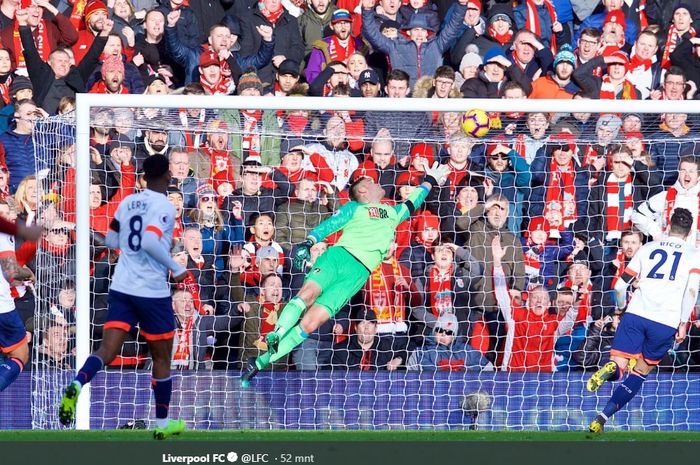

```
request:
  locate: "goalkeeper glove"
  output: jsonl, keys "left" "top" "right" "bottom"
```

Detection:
{"left": 423, "top": 162, "right": 451, "bottom": 187}
{"left": 292, "top": 239, "right": 314, "bottom": 271}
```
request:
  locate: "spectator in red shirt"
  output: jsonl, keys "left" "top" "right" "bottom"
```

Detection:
{"left": 492, "top": 235, "right": 577, "bottom": 372}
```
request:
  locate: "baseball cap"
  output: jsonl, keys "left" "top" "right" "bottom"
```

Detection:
{"left": 256, "top": 245, "right": 279, "bottom": 263}
{"left": 278, "top": 60, "right": 300, "bottom": 77}
{"left": 331, "top": 9, "right": 352, "bottom": 24}
{"left": 358, "top": 68, "right": 380, "bottom": 85}
{"left": 199, "top": 50, "right": 219, "bottom": 68}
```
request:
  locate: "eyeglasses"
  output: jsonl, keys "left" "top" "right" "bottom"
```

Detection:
{"left": 490, "top": 153, "right": 509, "bottom": 160}
{"left": 435, "top": 328, "right": 454, "bottom": 336}
{"left": 200, "top": 196, "right": 216, "bottom": 203}
{"left": 578, "top": 38, "right": 599, "bottom": 46}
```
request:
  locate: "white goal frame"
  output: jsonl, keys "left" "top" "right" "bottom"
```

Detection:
{"left": 73, "top": 94, "right": 699, "bottom": 429}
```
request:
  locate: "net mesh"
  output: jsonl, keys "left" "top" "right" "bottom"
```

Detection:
{"left": 27, "top": 102, "right": 700, "bottom": 431}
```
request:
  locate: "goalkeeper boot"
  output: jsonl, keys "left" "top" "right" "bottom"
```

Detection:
{"left": 588, "top": 415, "right": 606, "bottom": 434}
{"left": 587, "top": 361, "right": 618, "bottom": 392}
{"left": 153, "top": 419, "right": 186, "bottom": 440}
{"left": 240, "top": 357, "right": 259, "bottom": 389}
{"left": 265, "top": 331, "right": 280, "bottom": 355}
{"left": 58, "top": 381, "right": 81, "bottom": 426}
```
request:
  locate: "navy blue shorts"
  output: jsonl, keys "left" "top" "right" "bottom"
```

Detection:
{"left": 611, "top": 313, "right": 677, "bottom": 365}
{"left": 0, "top": 310, "right": 27, "bottom": 353}
{"left": 105, "top": 290, "right": 175, "bottom": 341}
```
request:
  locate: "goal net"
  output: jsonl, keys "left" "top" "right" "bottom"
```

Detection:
{"left": 28, "top": 95, "right": 700, "bottom": 431}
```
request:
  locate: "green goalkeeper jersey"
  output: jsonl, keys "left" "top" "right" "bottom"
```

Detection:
{"left": 307, "top": 185, "right": 430, "bottom": 271}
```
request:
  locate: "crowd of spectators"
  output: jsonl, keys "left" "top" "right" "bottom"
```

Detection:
{"left": 3, "top": 0, "right": 700, "bottom": 374}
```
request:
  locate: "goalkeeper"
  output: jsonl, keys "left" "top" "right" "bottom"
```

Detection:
{"left": 241, "top": 162, "right": 450, "bottom": 386}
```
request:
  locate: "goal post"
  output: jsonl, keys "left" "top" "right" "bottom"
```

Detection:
{"left": 36, "top": 93, "right": 700, "bottom": 430}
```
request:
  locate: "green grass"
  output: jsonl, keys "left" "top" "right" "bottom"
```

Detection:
{"left": 2, "top": 430, "right": 700, "bottom": 442}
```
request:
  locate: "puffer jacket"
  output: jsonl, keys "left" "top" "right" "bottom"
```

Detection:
{"left": 361, "top": 4, "right": 467, "bottom": 86}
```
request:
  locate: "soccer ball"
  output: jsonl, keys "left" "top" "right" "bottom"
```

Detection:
{"left": 461, "top": 109, "right": 491, "bottom": 138}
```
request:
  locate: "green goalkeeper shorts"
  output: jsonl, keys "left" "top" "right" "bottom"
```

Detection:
{"left": 305, "top": 246, "right": 370, "bottom": 317}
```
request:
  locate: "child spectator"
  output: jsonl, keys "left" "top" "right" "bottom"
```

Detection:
{"left": 406, "top": 313, "right": 492, "bottom": 372}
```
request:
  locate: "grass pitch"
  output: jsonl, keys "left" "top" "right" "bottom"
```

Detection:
{"left": 1, "top": 430, "right": 699, "bottom": 442}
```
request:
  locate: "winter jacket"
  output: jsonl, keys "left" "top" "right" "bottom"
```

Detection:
{"left": 397, "top": 4, "right": 440, "bottom": 31}
{"left": 182, "top": 213, "right": 244, "bottom": 273}
{"left": 529, "top": 73, "right": 578, "bottom": 99}
{"left": 507, "top": 47, "right": 554, "bottom": 81}
{"left": 219, "top": 108, "right": 281, "bottom": 166}
{"left": 2, "top": 130, "right": 40, "bottom": 192}
{"left": 406, "top": 335, "right": 490, "bottom": 371}
{"left": 528, "top": 146, "right": 591, "bottom": 218}
{"left": 460, "top": 65, "right": 532, "bottom": 98}
{"left": 221, "top": 170, "right": 294, "bottom": 225}
{"left": 188, "top": 0, "right": 227, "bottom": 41}
{"left": 164, "top": 26, "right": 274, "bottom": 85}
{"left": 275, "top": 198, "right": 333, "bottom": 252}
{"left": 465, "top": 217, "right": 526, "bottom": 313}
{"left": 306, "top": 36, "right": 368, "bottom": 83}
{"left": 581, "top": 163, "right": 663, "bottom": 242}
{"left": 573, "top": 56, "right": 642, "bottom": 100}
{"left": 329, "top": 335, "right": 394, "bottom": 370}
{"left": 238, "top": 9, "right": 304, "bottom": 84}
{"left": 298, "top": 4, "right": 337, "bottom": 61}
{"left": 520, "top": 231, "right": 575, "bottom": 289}
{"left": 413, "top": 247, "right": 483, "bottom": 336}
{"left": 648, "top": 130, "right": 699, "bottom": 187}
{"left": 361, "top": 4, "right": 467, "bottom": 86}
{"left": 157, "top": 1, "right": 203, "bottom": 48}
{"left": 20, "top": 26, "right": 106, "bottom": 114}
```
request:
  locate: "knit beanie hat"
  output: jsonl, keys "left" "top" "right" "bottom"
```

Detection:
{"left": 237, "top": 71, "right": 263, "bottom": 95}
{"left": 101, "top": 55, "right": 124, "bottom": 76}
{"left": 460, "top": 44, "right": 482, "bottom": 70}
{"left": 85, "top": 0, "right": 108, "bottom": 23}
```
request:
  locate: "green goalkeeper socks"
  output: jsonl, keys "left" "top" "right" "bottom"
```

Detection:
{"left": 255, "top": 325, "right": 309, "bottom": 370}
{"left": 274, "top": 296, "right": 307, "bottom": 338}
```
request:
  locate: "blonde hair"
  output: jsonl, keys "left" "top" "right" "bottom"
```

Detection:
{"left": 15, "top": 175, "right": 38, "bottom": 213}
{"left": 188, "top": 202, "right": 225, "bottom": 233}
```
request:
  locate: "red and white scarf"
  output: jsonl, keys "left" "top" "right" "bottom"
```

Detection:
{"left": 259, "top": 1, "right": 284, "bottom": 25}
{"left": 0, "top": 75, "right": 12, "bottom": 105}
{"left": 428, "top": 265, "right": 453, "bottom": 318}
{"left": 562, "top": 278, "right": 592, "bottom": 324}
{"left": 524, "top": 0, "right": 557, "bottom": 55}
{"left": 368, "top": 259, "right": 406, "bottom": 325}
{"left": 662, "top": 24, "right": 696, "bottom": 69}
{"left": 523, "top": 240, "right": 544, "bottom": 279}
{"left": 599, "top": 75, "right": 638, "bottom": 100}
{"left": 663, "top": 186, "right": 700, "bottom": 236}
{"left": 13, "top": 19, "right": 49, "bottom": 72}
{"left": 581, "top": 144, "right": 600, "bottom": 168}
{"left": 177, "top": 271, "right": 203, "bottom": 313}
{"left": 544, "top": 159, "right": 577, "bottom": 227}
{"left": 629, "top": 54, "right": 652, "bottom": 73}
{"left": 200, "top": 75, "right": 231, "bottom": 95}
{"left": 605, "top": 173, "right": 633, "bottom": 241}
{"left": 173, "top": 316, "right": 194, "bottom": 363}
{"left": 609, "top": 249, "right": 629, "bottom": 295}
{"left": 240, "top": 109, "right": 262, "bottom": 162}
{"left": 487, "top": 25, "right": 513, "bottom": 46}
{"left": 638, "top": 0, "right": 649, "bottom": 30}
{"left": 178, "top": 109, "right": 206, "bottom": 149}
{"left": 328, "top": 35, "right": 356, "bottom": 64}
